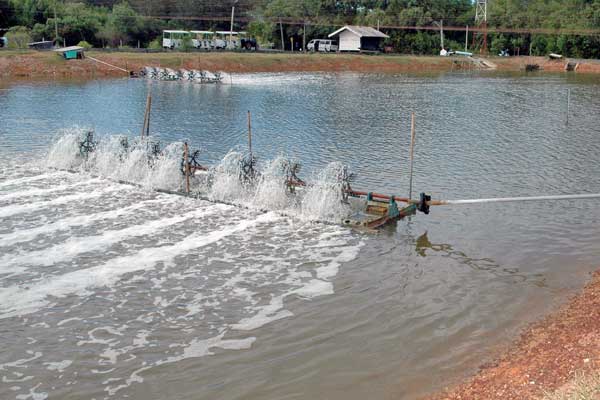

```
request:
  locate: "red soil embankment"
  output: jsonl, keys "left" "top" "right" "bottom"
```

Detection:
{"left": 430, "top": 271, "right": 600, "bottom": 399}
{"left": 2, "top": 51, "right": 600, "bottom": 80}
{"left": 0, "top": 51, "right": 453, "bottom": 78}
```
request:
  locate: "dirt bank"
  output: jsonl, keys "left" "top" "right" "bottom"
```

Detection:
{"left": 2, "top": 50, "right": 600, "bottom": 79}
{"left": 430, "top": 271, "right": 600, "bottom": 399}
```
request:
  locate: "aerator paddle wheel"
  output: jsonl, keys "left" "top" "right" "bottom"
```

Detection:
{"left": 283, "top": 161, "right": 305, "bottom": 193}
{"left": 79, "top": 131, "right": 97, "bottom": 159}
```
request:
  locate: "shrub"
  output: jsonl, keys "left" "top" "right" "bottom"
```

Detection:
{"left": 77, "top": 40, "right": 93, "bottom": 49}
{"left": 6, "top": 26, "right": 32, "bottom": 49}
{"left": 148, "top": 38, "right": 161, "bottom": 49}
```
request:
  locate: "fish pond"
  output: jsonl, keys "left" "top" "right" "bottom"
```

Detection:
{"left": 0, "top": 72, "right": 599, "bottom": 399}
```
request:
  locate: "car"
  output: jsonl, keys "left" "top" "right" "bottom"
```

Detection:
{"left": 241, "top": 38, "right": 258, "bottom": 50}
{"left": 0, "top": 37, "right": 6, "bottom": 48}
{"left": 307, "top": 39, "right": 338, "bottom": 52}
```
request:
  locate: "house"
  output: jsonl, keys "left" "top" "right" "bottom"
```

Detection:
{"left": 328, "top": 25, "right": 389, "bottom": 52}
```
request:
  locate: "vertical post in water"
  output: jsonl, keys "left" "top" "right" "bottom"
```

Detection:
{"left": 566, "top": 88, "right": 571, "bottom": 126}
{"left": 247, "top": 110, "right": 253, "bottom": 157}
{"left": 184, "top": 142, "right": 190, "bottom": 194}
{"left": 141, "top": 91, "right": 151, "bottom": 138}
{"left": 408, "top": 112, "right": 416, "bottom": 200}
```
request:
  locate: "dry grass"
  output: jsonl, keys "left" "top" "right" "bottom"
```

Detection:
{"left": 543, "top": 371, "right": 600, "bottom": 400}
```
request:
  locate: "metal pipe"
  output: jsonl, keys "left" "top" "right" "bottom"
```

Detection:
{"left": 441, "top": 193, "right": 600, "bottom": 205}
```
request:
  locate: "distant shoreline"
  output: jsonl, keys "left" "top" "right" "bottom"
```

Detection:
{"left": 2, "top": 50, "right": 600, "bottom": 79}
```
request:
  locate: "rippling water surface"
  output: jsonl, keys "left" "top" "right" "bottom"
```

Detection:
{"left": 1, "top": 72, "right": 599, "bottom": 400}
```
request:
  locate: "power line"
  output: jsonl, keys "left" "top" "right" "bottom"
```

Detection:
{"left": 141, "top": 15, "right": 600, "bottom": 36}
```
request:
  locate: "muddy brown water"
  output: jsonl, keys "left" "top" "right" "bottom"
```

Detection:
{"left": 0, "top": 72, "right": 599, "bottom": 399}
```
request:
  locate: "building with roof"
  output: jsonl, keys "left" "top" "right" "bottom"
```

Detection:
{"left": 328, "top": 25, "right": 389, "bottom": 52}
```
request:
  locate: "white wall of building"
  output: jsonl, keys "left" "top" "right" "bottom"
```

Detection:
{"left": 338, "top": 30, "right": 361, "bottom": 51}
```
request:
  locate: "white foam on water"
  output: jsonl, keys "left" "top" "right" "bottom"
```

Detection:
{"left": 0, "top": 186, "right": 121, "bottom": 219}
{"left": 0, "top": 178, "right": 102, "bottom": 202}
{"left": 0, "top": 171, "right": 67, "bottom": 190}
{"left": 0, "top": 196, "right": 176, "bottom": 247}
{"left": 106, "top": 333, "right": 256, "bottom": 396}
{"left": 2, "top": 130, "right": 369, "bottom": 398}
{"left": 230, "top": 295, "right": 293, "bottom": 331}
{"left": 0, "top": 204, "right": 225, "bottom": 272}
{"left": 0, "top": 351, "right": 43, "bottom": 370}
{"left": 0, "top": 212, "right": 278, "bottom": 319}
{"left": 159, "top": 333, "right": 256, "bottom": 364}
{"left": 43, "top": 360, "right": 72, "bottom": 372}
{"left": 15, "top": 383, "right": 48, "bottom": 400}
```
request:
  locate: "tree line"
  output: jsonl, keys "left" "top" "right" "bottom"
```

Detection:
{"left": 1, "top": 0, "right": 599, "bottom": 58}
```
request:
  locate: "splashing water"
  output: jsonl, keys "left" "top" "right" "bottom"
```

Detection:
{"left": 300, "top": 162, "right": 351, "bottom": 221}
{"left": 47, "top": 130, "right": 185, "bottom": 191}
{"left": 46, "top": 130, "right": 352, "bottom": 222}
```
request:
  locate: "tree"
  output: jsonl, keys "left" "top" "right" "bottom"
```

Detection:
{"left": 6, "top": 25, "right": 31, "bottom": 48}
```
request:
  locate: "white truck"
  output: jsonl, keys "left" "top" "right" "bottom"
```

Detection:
{"left": 307, "top": 39, "right": 338, "bottom": 52}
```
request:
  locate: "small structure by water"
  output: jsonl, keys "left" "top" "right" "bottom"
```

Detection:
{"left": 328, "top": 25, "right": 388, "bottom": 52}
{"left": 28, "top": 40, "right": 54, "bottom": 50}
{"left": 54, "top": 46, "right": 85, "bottom": 60}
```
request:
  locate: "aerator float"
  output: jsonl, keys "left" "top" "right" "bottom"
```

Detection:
{"left": 75, "top": 128, "right": 433, "bottom": 230}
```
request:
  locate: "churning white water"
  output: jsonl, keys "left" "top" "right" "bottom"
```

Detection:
{"left": 0, "top": 130, "right": 363, "bottom": 399}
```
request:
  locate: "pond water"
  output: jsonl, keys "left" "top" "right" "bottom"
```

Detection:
{"left": 0, "top": 72, "right": 599, "bottom": 400}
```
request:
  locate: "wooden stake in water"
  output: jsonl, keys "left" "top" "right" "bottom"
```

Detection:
{"left": 247, "top": 110, "right": 253, "bottom": 157}
{"left": 566, "top": 88, "right": 571, "bottom": 126}
{"left": 408, "top": 112, "right": 416, "bottom": 200}
{"left": 141, "top": 91, "right": 152, "bottom": 138}
{"left": 184, "top": 142, "right": 190, "bottom": 193}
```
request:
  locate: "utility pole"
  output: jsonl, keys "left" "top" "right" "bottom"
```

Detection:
{"left": 465, "top": 25, "right": 469, "bottom": 52}
{"left": 229, "top": 0, "right": 238, "bottom": 49}
{"left": 303, "top": 21, "right": 306, "bottom": 52}
{"left": 279, "top": 18, "right": 284, "bottom": 51}
{"left": 433, "top": 20, "right": 444, "bottom": 49}
{"left": 53, "top": 4, "right": 58, "bottom": 41}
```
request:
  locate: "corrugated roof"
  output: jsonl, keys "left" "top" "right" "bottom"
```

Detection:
{"left": 54, "top": 46, "right": 84, "bottom": 52}
{"left": 329, "top": 25, "right": 389, "bottom": 39}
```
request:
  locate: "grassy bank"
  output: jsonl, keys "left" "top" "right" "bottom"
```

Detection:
{"left": 2, "top": 50, "right": 600, "bottom": 79}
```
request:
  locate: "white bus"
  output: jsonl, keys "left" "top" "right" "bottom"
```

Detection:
{"left": 162, "top": 30, "right": 191, "bottom": 49}
{"left": 190, "top": 31, "right": 214, "bottom": 49}
{"left": 214, "top": 31, "right": 239, "bottom": 49}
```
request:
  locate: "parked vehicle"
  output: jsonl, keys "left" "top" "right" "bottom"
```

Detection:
{"left": 0, "top": 37, "right": 6, "bottom": 48}
{"left": 241, "top": 38, "right": 258, "bottom": 50}
{"left": 214, "top": 31, "right": 239, "bottom": 49}
{"left": 307, "top": 39, "right": 338, "bottom": 52}
{"left": 190, "top": 31, "right": 214, "bottom": 50}
{"left": 162, "top": 30, "right": 191, "bottom": 49}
